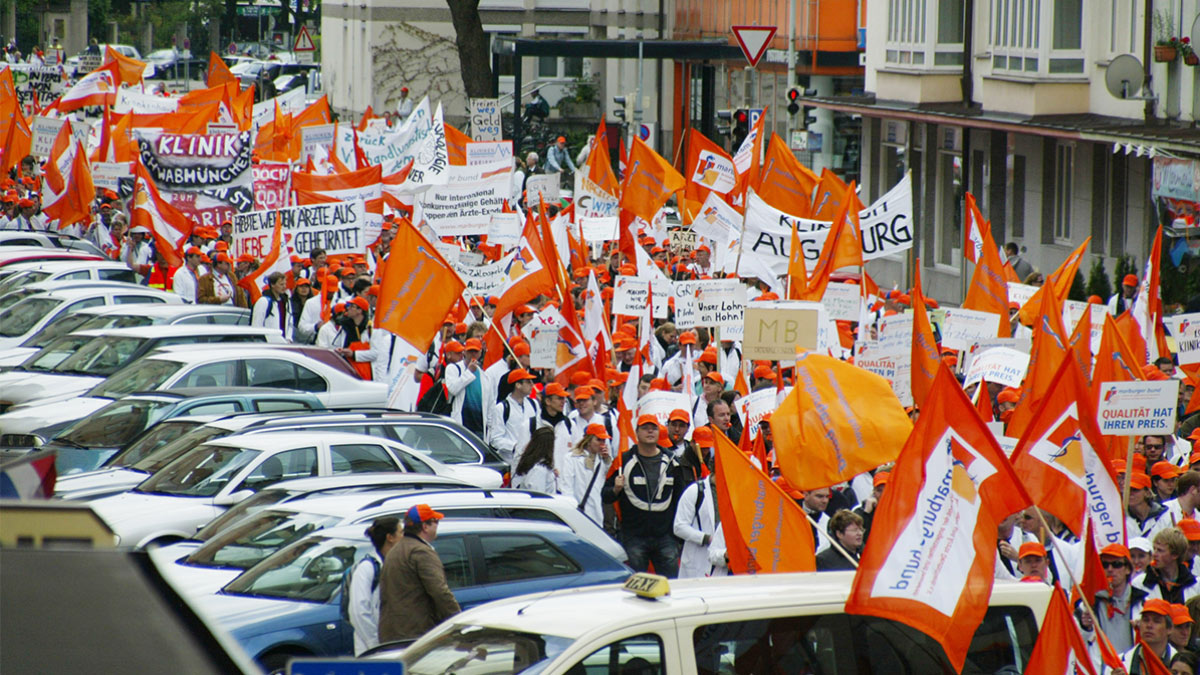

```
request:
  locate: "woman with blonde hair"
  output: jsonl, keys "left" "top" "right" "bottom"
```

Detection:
{"left": 560, "top": 423, "right": 611, "bottom": 526}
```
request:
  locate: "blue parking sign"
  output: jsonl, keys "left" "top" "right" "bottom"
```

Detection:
{"left": 748, "top": 108, "right": 764, "bottom": 129}
{"left": 289, "top": 658, "right": 403, "bottom": 675}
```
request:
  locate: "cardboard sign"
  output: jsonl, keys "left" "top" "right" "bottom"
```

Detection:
{"left": 454, "top": 252, "right": 513, "bottom": 297}
{"left": 742, "top": 301, "right": 822, "bottom": 361}
{"left": 575, "top": 176, "right": 619, "bottom": 220}
{"left": 529, "top": 327, "right": 558, "bottom": 369}
{"left": 963, "top": 347, "right": 1030, "bottom": 388}
{"left": 697, "top": 279, "right": 748, "bottom": 332}
{"left": 525, "top": 173, "right": 560, "bottom": 205}
{"left": 876, "top": 312, "right": 913, "bottom": 353}
{"left": 636, "top": 391, "right": 689, "bottom": 424}
{"left": 669, "top": 229, "right": 698, "bottom": 250}
{"left": 485, "top": 212, "right": 521, "bottom": 248}
{"left": 940, "top": 308, "right": 1002, "bottom": 351}
{"left": 468, "top": 98, "right": 502, "bottom": 141}
{"left": 612, "top": 276, "right": 670, "bottom": 319}
{"left": 251, "top": 162, "right": 291, "bottom": 211}
{"left": 821, "top": 282, "right": 861, "bottom": 322}
{"left": 580, "top": 216, "right": 619, "bottom": 242}
{"left": 1164, "top": 313, "right": 1200, "bottom": 365}
{"left": 91, "top": 161, "right": 132, "bottom": 192}
{"left": 1096, "top": 380, "right": 1180, "bottom": 435}
{"left": 231, "top": 201, "right": 366, "bottom": 258}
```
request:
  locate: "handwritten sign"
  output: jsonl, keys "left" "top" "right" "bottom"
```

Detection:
{"left": 529, "top": 328, "right": 558, "bottom": 369}
{"left": 742, "top": 301, "right": 822, "bottom": 361}
{"left": 612, "top": 276, "right": 669, "bottom": 318}
{"left": 669, "top": 229, "right": 697, "bottom": 250}
{"left": 821, "top": 282, "right": 861, "bottom": 322}
{"left": 230, "top": 201, "right": 366, "bottom": 258}
{"left": 485, "top": 212, "right": 521, "bottom": 248}
{"left": 1096, "top": 380, "right": 1180, "bottom": 435}
{"left": 963, "top": 347, "right": 1030, "bottom": 388}
{"left": 525, "top": 173, "right": 560, "bottom": 205}
{"left": 580, "top": 216, "right": 618, "bottom": 242}
{"left": 453, "top": 252, "right": 513, "bottom": 297}
{"left": 469, "top": 98, "right": 502, "bottom": 141}
{"left": 940, "top": 308, "right": 1002, "bottom": 351}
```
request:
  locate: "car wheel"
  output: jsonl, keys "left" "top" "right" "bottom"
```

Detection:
{"left": 260, "top": 650, "right": 308, "bottom": 675}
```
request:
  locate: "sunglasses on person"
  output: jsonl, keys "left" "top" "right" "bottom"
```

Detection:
{"left": 1101, "top": 560, "right": 1129, "bottom": 569}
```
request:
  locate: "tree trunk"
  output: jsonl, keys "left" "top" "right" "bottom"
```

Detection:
{"left": 445, "top": 0, "right": 492, "bottom": 98}
{"left": 224, "top": 0, "right": 238, "bottom": 49}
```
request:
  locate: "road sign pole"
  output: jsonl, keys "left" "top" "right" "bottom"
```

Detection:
{"left": 785, "top": 0, "right": 796, "bottom": 147}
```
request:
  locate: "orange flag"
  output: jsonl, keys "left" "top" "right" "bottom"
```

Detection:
{"left": 1131, "top": 640, "right": 1175, "bottom": 675}
{"left": 103, "top": 45, "right": 147, "bottom": 86}
{"left": 713, "top": 429, "right": 815, "bottom": 573}
{"left": 1007, "top": 279, "right": 1069, "bottom": 438}
{"left": 375, "top": 216, "right": 466, "bottom": 352}
{"left": 206, "top": 52, "right": 237, "bottom": 88}
{"left": 809, "top": 168, "right": 850, "bottom": 221}
{"left": 1017, "top": 238, "right": 1090, "bottom": 326}
{"left": 444, "top": 123, "right": 470, "bottom": 166}
{"left": 586, "top": 119, "right": 620, "bottom": 198}
{"left": 845, "top": 364, "right": 1032, "bottom": 673}
{"left": 619, "top": 137, "right": 685, "bottom": 225}
{"left": 1114, "top": 312, "right": 1149, "bottom": 368}
{"left": 131, "top": 160, "right": 193, "bottom": 268}
{"left": 1182, "top": 365, "right": 1200, "bottom": 417}
{"left": 0, "top": 68, "right": 32, "bottom": 174}
{"left": 1068, "top": 306, "right": 1093, "bottom": 385}
{"left": 682, "top": 128, "right": 736, "bottom": 209}
{"left": 961, "top": 196, "right": 1009, "bottom": 333}
{"left": 793, "top": 180, "right": 862, "bottom": 301}
{"left": 42, "top": 127, "right": 94, "bottom": 230}
{"left": 772, "top": 352, "right": 911, "bottom": 491}
{"left": 731, "top": 108, "right": 767, "bottom": 204}
{"left": 755, "top": 133, "right": 818, "bottom": 217}
{"left": 356, "top": 105, "right": 375, "bottom": 132}
{"left": 1023, "top": 585, "right": 1100, "bottom": 675}
{"left": 910, "top": 263, "right": 941, "bottom": 409}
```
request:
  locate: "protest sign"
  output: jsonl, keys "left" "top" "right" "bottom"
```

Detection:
{"left": 454, "top": 252, "right": 513, "bottom": 297}
{"left": 697, "top": 279, "right": 748, "bottom": 332}
{"left": 636, "top": 391, "right": 689, "bottom": 424}
{"left": 252, "top": 162, "right": 291, "bottom": 211}
{"left": 735, "top": 389, "right": 779, "bottom": 435}
{"left": 469, "top": 98, "right": 502, "bottom": 141}
{"left": 855, "top": 341, "right": 912, "bottom": 407}
{"left": 529, "top": 328, "right": 558, "bottom": 369}
{"left": 336, "top": 98, "right": 434, "bottom": 175}
{"left": 251, "top": 87, "right": 306, "bottom": 126}
{"left": 485, "top": 212, "right": 521, "bottom": 248}
{"left": 30, "top": 116, "right": 66, "bottom": 158}
{"left": 575, "top": 176, "right": 618, "bottom": 220}
{"left": 940, "top": 308, "right": 1002, "bottom": 351}
{"left": 1063, "top": 300, "right": 1108, "bottom": 352}
{"left": 742, "top": 301, "right": 822, "bottom": 360}
{"left": 231, "top": 201, "right": 366, "bottom": 259}
{"left": 434, "top": 241, "right": 461, "bottom": 265}
{"left": 962, "top": 347, "right": 1030, "bottom": 388}
{"left": 669, "top": 229, "right": 698, "bottom": 251}
{"left": 91, "top": 162, "right": 131, "bottom": 192}
{"left": 1164, "top": 313, "right": 1200, "bottom": 365}
{"left": 526, "top": 173, "right": 560, "bottom": 205}
{"left": 458, "top": 250, "right": 484, "bottom": 267}
{"left": 876, "top": 312, "right": 914, "bottom": 353}
{"left": 115, "top": 88, "right": 179, "bottom": 114}
{"left": 580, "top": 216, "right": 618, "bottom": 242}
{"left": 1096, "top": 380, "right": 1180, "bottom": 435}
{"left": 613, "top": 276, "right": 670, "bottom": 319}
{"left": 300, "top": 123, "right": 339, "bottom": 162}
{"left": 7, "top": 65, "right": 66, "bottom": 116}
{"left": 465, "top": 140, "right": 513, "bottom": 168}
{"left": 418, "top": 173, "right": 509, "bottom": 236}
{"left": 1006, "top": 283, "right": 1038, "bottom": 308}
{"left": 821, "top": 282, "right": 861, "bottom": 322}
{"left": 134, "top": 129, "right": 255, "bottom": 226}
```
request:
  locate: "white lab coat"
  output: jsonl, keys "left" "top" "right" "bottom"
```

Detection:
{"left": 251, "top": 293, "right": 293, "bottom": 341}
{"left": 707, "top": 524, "right": 730, "bottom": 577}
{"left": 674, "top": 478, "right": 718, "bottom": 578}
{"left": 511, "top": 463, "right": 558, "bottom": 494}
{"left": 172, "top": 266, "right": 198, "bottom": 303}
{"left": 488, "top": 395, "right": 538, "bottom": 467}
{"left": 560, "top": 451, "right": 607, "bottom": 526}
{"left": 346, "top": 552, "right": 382, "bottom": 656}
{"left": 297, "top": 295, "right": 325, "bottom": 344}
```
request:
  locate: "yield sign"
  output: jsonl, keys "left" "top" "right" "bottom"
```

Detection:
{"left": 732, "top": 25, "right": 777, "bottom": 67}
{"left": 293, "top": 25, "right": 316, "bottom": 52}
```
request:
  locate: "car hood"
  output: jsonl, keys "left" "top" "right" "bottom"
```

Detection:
{"left": 0, "top": 396, "right": 109, "bottom": 434}
{"left": 442, "top": 464, "right": 503, "bottom": 489}
{"left": 0, "top": 347, "right": 36, "bottom": 367}
{"left": 150, "top": 544, "right": 243, "bottom": 599}
{"left": 54, "top": 467, "right": 149, "bottom": 500}
{"left": 0, "top": 372, "right": 104, "bottom": 406}
{"left": 193, "top": 589, "right": 330, "bottom": 634}
{"left": 89, "top": 491, "right": 217, "bottom": 543}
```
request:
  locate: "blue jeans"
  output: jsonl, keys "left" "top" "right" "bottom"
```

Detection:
{"left": 622, "top": 532, "right": 680, "bottom": 578}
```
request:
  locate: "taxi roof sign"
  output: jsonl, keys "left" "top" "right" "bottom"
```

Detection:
{"left": 622, "top": 572, "right": 670, "bottom": 599}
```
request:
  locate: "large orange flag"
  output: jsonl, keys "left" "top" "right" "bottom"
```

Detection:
{"left": 1010, "top": 356, "right": 1124, "bottom": 550}
{"left": 585, "top": 119, "right": 620, "bottom": 199}
{"left": 713, "top": 429, "right": 816, "bottom": 573}
{"left": 1068, "top": 306, "right": 1093, "bottom": 385}
{"left": 961, "top": 196, "right": 1009, "bottom": 333}
{"left": 1017, "top": 237, "right": 1090, "bottom": 326}
{"left": 755, "top": 133, "right": 818, "bottom": 217}
{"left": 1023, "top": 585, "right": 1099, "bottom": 675}
{"left": 206, "top": 52, "right": 237, "bottom": 88}
{"left": 131, "top": 160, "right": 193, "bottom": 268}
{"left": 809, "top": 168, "right": 850, "bottom": 221}
{"left": 1007, "top": 279, "right": 1069, "bottom": 439}
{"left": 104, "top": 46, "right": 147, "bottom": 86}
{"left": 845, "top": 364, "right": 1032, "bottom": 672}
{"left": 793, "top": 180, "right": 861, "bottom": 301}
{"left": 910, "top": 263, "right": 941, "bottom": 409}
{"left": 619, "top": 137, "right": 685, "bottom": 225}
{"left": 375, "top": 216, "right": 466, "bottom": 352}
{"left": 0, "top": 68, "right": 32, "bottom": 174}
{"left": 682, "top": 128, "right": 736, "bottom": 209}
{"left": 1093, "top": 313, "right": 1146, "bottom": 461}
{"left": 42, "top": 127, "right": 94, "bottom": 230}
{"left": 771, "top": 352, "right": 911, "bottom": 491}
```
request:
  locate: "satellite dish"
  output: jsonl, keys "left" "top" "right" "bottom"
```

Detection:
{"left": 1105, "top": 54, "right": 1145, "bottom": 99}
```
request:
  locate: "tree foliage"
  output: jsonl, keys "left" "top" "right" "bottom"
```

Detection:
{"left": 1085, "top": 258, "right": 1112, "bottom": 303}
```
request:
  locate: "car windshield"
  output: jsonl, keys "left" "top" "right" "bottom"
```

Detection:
{"left": 193, "top": 488, "right": 291, "bottom": 541}
{"left": 108, "top": 420, "right": 200, "bottom": 468}
{"left": 125, "top": 425, "right": 230, "bottom": 473}
{"left": 25, "top": 312, "right": 94, "bottom": 348}
{"left": 403, "top": 625, "right": 574, "bottom": 675}
{"left": 137, "top": 444, "right": 260, "bottom": 497}
{"left": 20, "top": 335, "right": 94, "bottom": 372}
{"left": 0, "top": 287, "right": 37, "bottom": 311}
{"left": 0, "top": 297, "right": 61, "bottom": 336}
{"left": 90, "top": 359, "right": 182, "bottom": 399}
{"left": 223, "top": 536, "right": 366, "bottom": 603}
{"left": 53, "top": 335, "right": 148, "bottom": 376}
{"left": 54, "top": 398, "right": 176, "bottom": 448}
{"left": 185, "top": 510, "right": 343, "bottom": 570}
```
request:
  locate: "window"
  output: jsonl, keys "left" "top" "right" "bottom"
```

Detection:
{"left": 937, "top": 151, "right": 963, "bottom": 266}
{"left": 563, "top": 56, "right": 583, "bottom": 78}
{"left": 330, "top": 443, "right": 398, "bottom": 473}
{"left": 209, "top": 312, "right": 248, "bottom": 325}
{"left": 244, "top": 359, "right": 296, "bottom": 388}
{"left": 176, "top": 315, "right": 211, "bottom": 325}
{"left": 183, "top": 401, "right": 241, "bottom": 416}
{"left": 990, "top": 0, "right": 1084, "bottom": 75}
{"left": 60, "top": 270, "right": 90, "bottom": 280}
{"left": 504, "top": 507, "right": 567, "bottom": 526}
{"left": 294, "top": 364, "right": 327, "bottom": 392}
{"left": 177, "top": 362, "right": 234, "bottom": 388}
{"left": 479, "top": 534, "right": 579, "bottom": 584}
{"left": 393, "top": 425, "right": 481, "bottom": 464}
{"left": 431, "top": 536, "right": 473, "bottom": 589}
{"left": 885, "top": 0, "right": 963, "bottom": 67}
{"left": 568, "top": 634, "right": 665, "bottom": 675}
{"left": 395, "top": 450, "right": 436, "bottom": 474}
{"left": 254, "top": 399, "right": 315, "bottom": 412}
{"left": 1053, "top": 142, "right": 1074, "bottom": 241}
{"left": 538, "top": 56, "right": 557, "bottom": 78}
{"left": 239, "top": 446, "right": 318, "bottom": 490}
{"left": 114, "top": 294, "right": 162, "bottom": 304}
{"left": 98, "top": 269, "right": 136, "bottom": 282}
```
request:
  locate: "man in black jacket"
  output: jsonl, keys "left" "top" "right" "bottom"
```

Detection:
{"left": 815, "top": 510, "right": 863, "bottom": 571}
{"left": 603, "top": 414, "right": 688, "bottom": 577}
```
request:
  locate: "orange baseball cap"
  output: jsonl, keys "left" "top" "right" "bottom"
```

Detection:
{"left": 1142, "top": 598, "right": 1172, "bottom": 617}
{"left": 668, "top": 409, "right": 690, "bottom": 424}
{"left": 463, "top": 338, "right": 482, "bottom": 351}
{"left": 1099, "top": 543, "right": 1131, "bottom": 561}
{"left": 348, "top": 297, "right": 370, "bottom": 312}
{"left": 443, "top": 340, "right": 464, "bottom": 353}
{"left": 1130, "top": 472, "right": 1152, "bottom": 490}
{"left": 585, "top": 423, "right": 610, "bottom": 439}
{"left": 1151, "top": 462, "right": 1181, "bottom": 480}
{"left": 692, "top": 426, "right": 715, "bottom": 448}
{"left": 1171, "top": 604, "right": 1194, "bottom": 625}
{"left": 636, "top": 414, "right": 662, "bottom": 429}
{"left": 405, "top": 504, "right": 444, "bottom": 524}
{"left": 573, "top": 386, "right": 594, "bottom": 400}
{"left": 873, "top": 471, "right": 891, "bottom": 488}
{"left": 1180, "top": 518, "right": 1200, "bottom": 542}
{"left": 704, "top": 372, "right": 724, "bottom": 385}
{"left": 1018, "top": 542, "right": 1047, "bottom": 559}
{"left": 507, "top": 368, "right": 536, "bottom": 383}
{"left": 544, "top": 383, "right": 568, "bottom": 398}
{"left": 511, "top": 342, "right": 531, "bottom": 357}
{"left": 678, "top": 331, "right": 697, "bottom": 345}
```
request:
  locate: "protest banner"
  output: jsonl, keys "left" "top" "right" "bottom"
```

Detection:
{"left": 465, "top": 140, "right": 513, "bottom": 168}
{"left": 1164, "top": 313, "right": 1200, "bottom": 365}
{"left": 418, "top": 172, "right": 508, "bottom": 236}
{"left": 91, "top": 161, "right": 132, "bottom": 192}
{"left": 252, "top": 162, "right": 291, "bottom": 211}
{"left": 469, "top": 98, "right": 502, "bottom": 141}
{"left": 526, "top": 173, "right": 560, "bottom": 205}
{"left": 1096, "top": 380, "right": 1181, "bottom": 435}
{"left": 114, "top": 88, "right": 179, "bottom": 114}
{"left": 251, "top": 87, "right": 306, "bottom": 126}
{"left": 580, "top": 216, "right": 618, "bottom": 242}
{"left": 529, "top": 327, "right": 558, "bottom": 369}
{"left": 742, "top": 301, "right": 822, "bottom": 360}
{"left": 612, "top": 276, "right": 670, "bottom": 319}
{"left": 962, "top": 347, "right": 1030, "bottom": 388}
{"left": 485, "top": 212, "right": 521, "bottom": 248}
{"left": 300, "top": 123, "right": 339, "bottom": 162}
{"left": 636, "top": 390, "right": 689, "bottom": 424}
{"left": 230, "top": 201, "right": 366, "bottom": 259}
{"left": 134, "top": 129, "right": 255, "bottom": 226}
{"left": 454, "top": 252, "right": 513, "bottom": 297}
{"left": 940, "top": 308, "right": 1002, "bottom": 351}
{"left": 821, "top": 282, "right": 861, "bottom": 322}
{"left": 7, "top": 64, "right": 66, "bottom": 116}
{"left": 336, "top": 97, "right": 433, "bottom": 175}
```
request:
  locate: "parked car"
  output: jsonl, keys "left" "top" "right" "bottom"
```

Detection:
{"left": 0, "top": 259, "right": 136, "bottom": 296}
{"left": 0, "top": 344, "right": 388, "bottom": 435}
{"left": 23, "top": 388, "right": 324, "bottom": 474}
{"left": 152, "top": 486, "right": 625, "bottom": 596}
{"left": 0, "top": 303, "right": 252, "bottom": 367}
{"left": 190, "top": 519, "right": 631, "bottom": 672}
{"left": 0, "top": 278, "right": 158, "bottom": 312}
{"left": 0, "top": 285, "right": 183, "bottom": 351}
{"left": 0, "top": 325, "right": 287, "bottom": 413}
{"left": 0, "top": 249, "right": 104, "bottom": 280}
{"left": 0, "top": 231, "right": 108, "bottom": 256}
{"left": 89, "top": 431, "right": 503, "bottom": 548}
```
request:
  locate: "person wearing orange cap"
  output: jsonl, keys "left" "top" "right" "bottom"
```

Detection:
{"left": 566, "top": 386, "right": 613, "bottom": 451}
{"left": 1151, "top": 462, "right": 1182, "bottom": 502}
{"left": 996, "top": 387, "right": 1020, "bottom": 425}
{"left": 1015, "top": 541, "right": 1049, "bottom": 583}
{"left": 1127, "top": 471, "right": 1170, "bottom": 541}
{"left": 561, "top": 422, "right": 613, "bottom": 525}
{"left": 1134, "top": 528, "right": 1199, "bottom": 608}
{"left": 1093, "top": 542, "right": 1145, "bottom": 653}
{"left": 443, "top": 336, "right": 487, "bottom": 437}
{"left": 319, "top": 295, "right": 372, "bottom": 350}
{"left": 1180, "top": 518, "right": 1200, "bottom": 567}
{"left": 603, "top": 413, "right": 689, "bottom": 577}
{"left": 660, "top": 331, "right": 698, "bottom": 387}
{"left": 1119, "top": 598, "right": 1177, "bottom": 669}
{"left": 674, "top": 442, "right": 720, "bottom": 578}
{"left": 377, "top": 504, "right": 460, "bottom": 643}
{"left": 1108, "top": 273, "right": 1140, "bottom": 316}
{"left": 197, "top": 252, "right": 248, "bottom": 308}
{"left": 1170, "top": 604, "right": 1196, "bottom": 653}
{"left": 545, "top": 135, "right": 576, "bottom": 175}
{"left": 172, "top": 246, "right": 204, "bottom": 303}
{"left": 537, "top": 382, "right": 574, "bottom": 468}
{"left": 250, "top": 272, "right": 294, "bottom": 341}
{"left": 489, "top": 368, "right": 539, "bottom": 467}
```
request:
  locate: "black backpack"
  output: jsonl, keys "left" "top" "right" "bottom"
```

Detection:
{"left": 338, "top": 555, "right": 380, "bottom": 623}
{"left": 416, "top": 372, "right": 452, "bottom": 415}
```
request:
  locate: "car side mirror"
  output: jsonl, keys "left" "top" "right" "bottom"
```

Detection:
{"left": 213, "top": 489, "right": 254, "bottom": 507}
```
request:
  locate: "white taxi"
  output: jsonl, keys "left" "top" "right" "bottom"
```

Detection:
{"left": 397, "top": 572, "right": 1051, "bottom": 674}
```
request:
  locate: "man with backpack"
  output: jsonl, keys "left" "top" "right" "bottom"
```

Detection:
{"left": 673, "top": 437, "right": 718, "bottom": 578}
{"left": 488, "top": 368, "right": 539, "bottom": 468}
{"left": 344, "top": 516, "right": 401, "bottom": 655}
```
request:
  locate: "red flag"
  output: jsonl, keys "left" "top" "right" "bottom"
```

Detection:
{"left": 910, "top": 263, "right": 941, "bottom": 409}
{"left": 845, "top": 364, "right": 1032, "bottom": 672}
{"left": 1023, "top": 585, "right": 1100, "bottom": 675}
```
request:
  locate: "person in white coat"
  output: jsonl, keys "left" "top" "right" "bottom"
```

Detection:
{"left": 674, "top": 470, "right": 719, "bottom": 578}
{"left": 488, "top": 369, "right": 539, "bottom": 467}
{"left": 443, "top": 338, "right": 489, "bottom": 439}
{"left": 172, "top": 246, "right": 203, "bottom": 303}
{"left": 250, "top": 272, "right": 293, "bottom": 341}
{"left": 346, "top": 516, "right": 401, "bottom": 656}
{"left": 510, "top": 427, "right": 559, "bottom": 494}
{"left": 560, "top": 424, "right": 612, "bottom": 526}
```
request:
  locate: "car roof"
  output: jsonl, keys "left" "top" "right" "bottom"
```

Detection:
{"left": 2, "top": 259, "right": 127, "bottom": 272}
{"left": 282, "top": 488, "right": 564, "bottom": 518}
{"left": 67, "top": 325, "right": 278, "bottom": 339}
{"left": 16, "top": 284, "right": 170, "bottom": 300}
{"left": 72, "top": 304, "right": 249, "bottom": 319}
{"left": 120, "top": 387, "right": 319, "bottom": 402}
{"left": 142, "top": 344, "right": 320, "bottom": 363}
{"left": 207, "top": 430, "right": 407, "bottom": 452}
{"left": 316, "top": 519, "right": 575, "bottom": 542}
{"left": 269, "top": 473, "right": 468, "bottom": 493}
{"left": 438, "top": 573, "right": 1051, "bottom": 641}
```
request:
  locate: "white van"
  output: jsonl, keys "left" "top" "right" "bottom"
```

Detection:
{"left": 395, "top": 572, "right": 1051, "bottom": 674}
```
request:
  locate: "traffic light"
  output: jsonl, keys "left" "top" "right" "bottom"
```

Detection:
{"left": 716, "top": 109, "right": 733, "bottom": 137}
{"left": 786, "top": 88, "right": 801, "bottom": 116}
{"left": 732, "top": 109, "right": 749, "bottom": 149}
{"left": 613, "top": 95, "right": 628, "bottom": 120}
{"left": 803, "top": 105, "right": 818, "bottom": 128}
